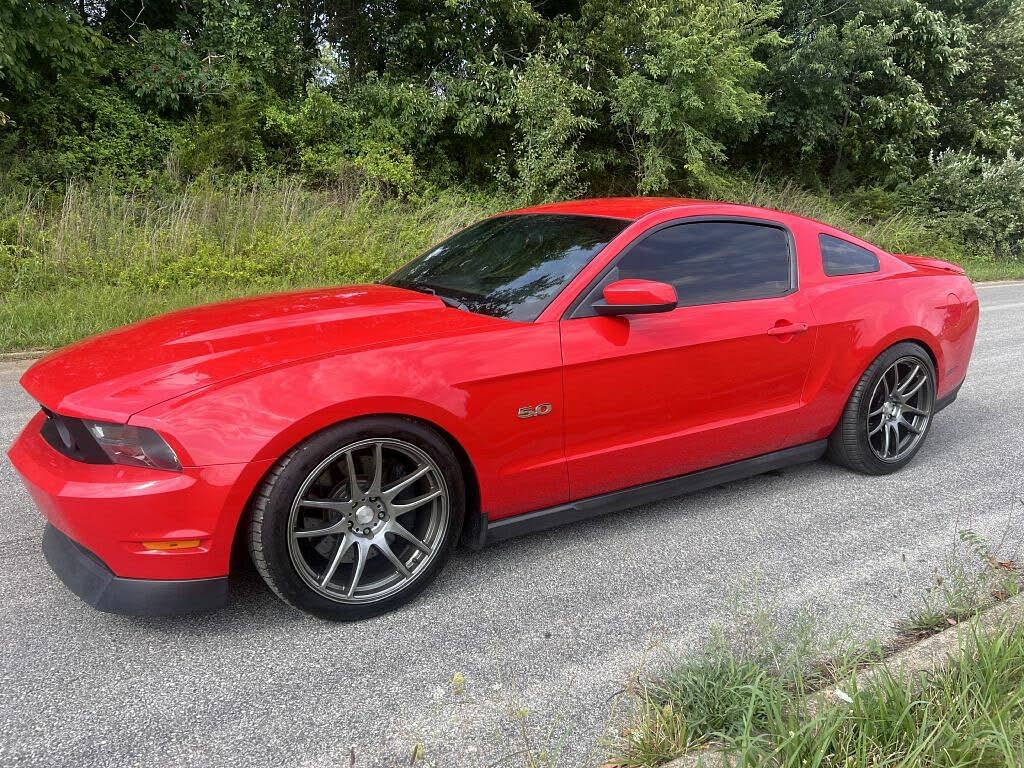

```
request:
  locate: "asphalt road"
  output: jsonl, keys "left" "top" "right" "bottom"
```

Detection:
{"left": 3, "top": 282, "right": 1024, "bottom": 768}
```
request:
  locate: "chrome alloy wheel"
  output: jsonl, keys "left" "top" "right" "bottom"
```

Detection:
{"left": 286, "top": 438, "right": 449, "bottom": 604}
{"left": 866, "top": 356, "right": 934, "bottom": 463}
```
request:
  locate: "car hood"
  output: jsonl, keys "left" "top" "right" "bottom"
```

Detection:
{"left": 20, "top": 285, "right": 500, "bottom": 422}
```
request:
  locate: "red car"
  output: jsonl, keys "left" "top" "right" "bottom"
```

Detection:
{"left": 7, "top": 198, "right": 979, "bottom": 620}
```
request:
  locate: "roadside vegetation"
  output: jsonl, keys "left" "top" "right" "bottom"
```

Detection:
{"left": 3, "top": 0, "right": 1024, "bottom": 350}
{"left": 899, "top": 529, "right": 1022, "bottom": 640}
{"left": 1, "top": 172, "right": 1020, "bottom": 351}
{"left": 612, "top": 626, "right": 1024, "bottom": 767}
{"left": 0, "top": 178, "right": 502, "bottom": 348}
{"left": 607, "top": 529, "right": 1024, "bottom": 768}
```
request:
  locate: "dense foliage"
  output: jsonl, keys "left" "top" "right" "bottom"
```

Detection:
{"left": 2, "top": 1, "right": 1023, "bottom": 202}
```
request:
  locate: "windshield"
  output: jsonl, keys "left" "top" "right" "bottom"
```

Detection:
{"left": 384, "top": 214, "right": 629, "bottom": 321}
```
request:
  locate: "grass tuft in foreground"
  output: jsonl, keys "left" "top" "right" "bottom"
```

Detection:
{"left": 898, "top": 529, "right": 1022, "bottom": 640}
{"left": 611, "top": 531, "right": 1024, "bottom": 768}
{"left": 614, "top": 623, "right": 1024, "bottom": 768}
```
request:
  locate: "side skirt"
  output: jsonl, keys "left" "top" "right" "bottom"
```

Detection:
{"left": 935, "top": 379, "right": 963, "bottom": 413}
{"left": 480, "top": 440, "right": 827, "bottom": 547}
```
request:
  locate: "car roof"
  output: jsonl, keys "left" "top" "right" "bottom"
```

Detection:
{"left": 504, "top": 197, "right": 888, "bottom": 255}
{"left": 507, "top": 197, "right": 706, "bottom": 220}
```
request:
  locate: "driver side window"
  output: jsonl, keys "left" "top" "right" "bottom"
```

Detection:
{"left": 575, "top": 220, "right": 793, "bottom": 316}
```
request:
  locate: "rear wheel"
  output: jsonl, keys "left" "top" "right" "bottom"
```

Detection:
{"left": 249, "top": 418, "right": 464, "bottom": 620}
{"left": 827, "top": 343, "right": 936, "bottom": 475}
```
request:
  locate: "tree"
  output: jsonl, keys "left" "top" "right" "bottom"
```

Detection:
{"left": 578, "top": 0, "right": 783, "bottom": 192}
{"left": 755, "top": 0, "right": 972, "bottom": 185}
{"left": 0, "top": 0, "right": 102, "bottom": 123}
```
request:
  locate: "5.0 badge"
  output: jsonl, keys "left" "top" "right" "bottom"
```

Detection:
{"left": 517, "top": 403, "right": 552, "bottom": 419}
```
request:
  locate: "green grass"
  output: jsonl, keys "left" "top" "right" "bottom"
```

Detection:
{"left": 1, "top": 174, "right": 1020, "bottom": 351}
{"left": 0, "top": 177, "right": 507, "bottom": 350}
{"left": 611, "top": 610, "right": 879, "bottom": 766}
{"left": 613, "top": 624, "right": 1024, "bottom": 768}
{"left": 957, "top": 258, "right": 1024, "bottom": 282}
{"left": 0, "top": 285, "right": 271, "bottom": 350}
{"left": 611, "top": 531, "right": 1024, "bottom": 768}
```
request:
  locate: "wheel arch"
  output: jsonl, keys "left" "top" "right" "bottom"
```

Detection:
{"left": 886, "top": 335, "right": 939, "bottom": 376}
{"left": 859, "top": 326, "right": 942, "bottom": 390}
{"left": 820, "top": 333, "right": 940, "bottom": 439}
{"left": 228, "top": 410, "right": 483, "bottom": 572}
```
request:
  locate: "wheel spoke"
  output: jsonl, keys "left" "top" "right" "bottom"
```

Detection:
{"left": 347, "top": 540, "right": 369, "bottom": 597}
{"left": 297, "top": 499, "right": 348, "bottom": 512}
{"left": 899, "top": 416, "right": 922, "bottom": 435}
{"left": 868, "top": 405, "right": 885, "bottom": 418}
{"left": 319, "top": 533, "right": 354, "bottom": 586}
{"left": 883, "top": 421, "right": 891, "bottom": 456}
{"left": 902, "top": 375, "right": 927, "bottom": 399}
{"left": 366, "top": 442, "right": 384, "bottom": 496}
{"left": 888, "top": 422, "right": 902, "bottom": 457}
{"left": 375, "top": 538, "right": 412, "bottom": 578}
{"left": 345, "top": 450, "right": 360, "bottom": 500}
{"left": 903, "top": 404, "right": 928, "bottom": 416}
{"left": 897, "top": 365, "right": 921, "bottom": 396}
{"left": 388, "top": 521, "right": 432, "bottom": 555}
{"left": 293, "top": 519, "right": 348, "bottom": 539}
{"left": 381, "top": 464, "right": 431, "bottom": 502}
{"left": 869, "top": 421, "right": 885, "bottom": 437}
{"left": 391, "top": 488, "right": 442, "bottom": 515}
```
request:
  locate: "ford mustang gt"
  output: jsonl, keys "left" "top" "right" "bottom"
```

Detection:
{"left": 7, "top": 198, "right": 979, "bottom": 620}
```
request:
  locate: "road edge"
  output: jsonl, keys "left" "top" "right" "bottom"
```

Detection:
{"left": 661, "top": 590, "right": 1024, "bottom": 768}
{"left": 0, "top": 350, "right": 48, "bottom": 362}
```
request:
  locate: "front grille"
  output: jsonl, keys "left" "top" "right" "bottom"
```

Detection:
{"left": 39, "top": 408, "right": 111, "bottom": 464}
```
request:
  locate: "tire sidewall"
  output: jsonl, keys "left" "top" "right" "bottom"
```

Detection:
{"left": 850, "top": 343, "right": 937, "bottom": 474}
{"left": 255, "top": 417, "right": 465, "bottom": 620}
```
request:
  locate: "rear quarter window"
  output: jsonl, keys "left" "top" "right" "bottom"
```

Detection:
{"left": 820, "top": 234, "right": 880, "bottom": 276}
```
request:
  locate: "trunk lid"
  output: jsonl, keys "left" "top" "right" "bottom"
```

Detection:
{"left": 892, "top": 253, "right": 967, "bottom": 276}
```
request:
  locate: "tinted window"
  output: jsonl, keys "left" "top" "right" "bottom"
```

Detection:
{"left": 385, "top": 214, "right": 627, "bottom": 321}
{"left": 582, "top": 221, "right": 792, "bottom": 311}
{"left": 820, "top": 234, "right": 879, "bottom": 276}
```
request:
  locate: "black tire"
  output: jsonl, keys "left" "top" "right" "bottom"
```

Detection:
{"left": 248, "top": 417, "right": 465, "bottom": 620}
{"left": 827, "top": 342, "right": 937, "bottom": 475}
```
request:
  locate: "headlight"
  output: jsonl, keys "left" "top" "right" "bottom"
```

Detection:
{"left": 82, "top": 420, "right": 182, "bottom": 472}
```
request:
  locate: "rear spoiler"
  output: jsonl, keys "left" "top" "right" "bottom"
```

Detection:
{"left": 892, "top": 253, "right": 966, "bottom": 276}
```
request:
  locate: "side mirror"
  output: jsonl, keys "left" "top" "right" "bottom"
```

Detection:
{"left": 593, "top": 279, "right": 678, "bottom": 316}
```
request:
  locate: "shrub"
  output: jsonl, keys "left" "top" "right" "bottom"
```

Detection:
{"left": 905, "top": 151, "right": 1024, "bottom": 259}
{"left": 12, "top": 89, "right": 180, "bottom": 188}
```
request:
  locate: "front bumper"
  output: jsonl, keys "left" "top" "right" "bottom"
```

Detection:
{"left": 42, "top": 524, "right": 228, "bottom": 615}
{"left": 8, "top": 410, "right": 267, "bottom": 613}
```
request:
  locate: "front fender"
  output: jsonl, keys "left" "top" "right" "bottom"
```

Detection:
{"left": 131, "top": 322, "right": 569, "bottom": 523}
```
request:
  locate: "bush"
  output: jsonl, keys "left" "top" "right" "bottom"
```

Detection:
{"left": 904, "top": 151, "right": 1024, "bottom": 260}
{"left": 173, "top": 88, "right": 269, "bottom": 177}
{"left": 10, "top": 89, "right": 181, "bottom": 188}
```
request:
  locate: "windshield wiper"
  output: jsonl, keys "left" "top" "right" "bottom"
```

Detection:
{"left": 402, "top": 282, "right": 470, "bottom": 311}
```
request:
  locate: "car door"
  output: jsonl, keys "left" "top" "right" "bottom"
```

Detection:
{"left": 559, "top": 218, "right": 819, "bottom": 500}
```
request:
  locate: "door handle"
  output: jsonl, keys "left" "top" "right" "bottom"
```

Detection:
{"left": 766, "top": 322, "right": 808, "bottom": 336}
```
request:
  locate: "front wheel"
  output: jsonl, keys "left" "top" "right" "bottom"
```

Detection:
{"left": 827, "top": 342, "right": 936, "bottom": 475}
{"left": 249, "top": 418, "right": 465, "bottom": 620}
